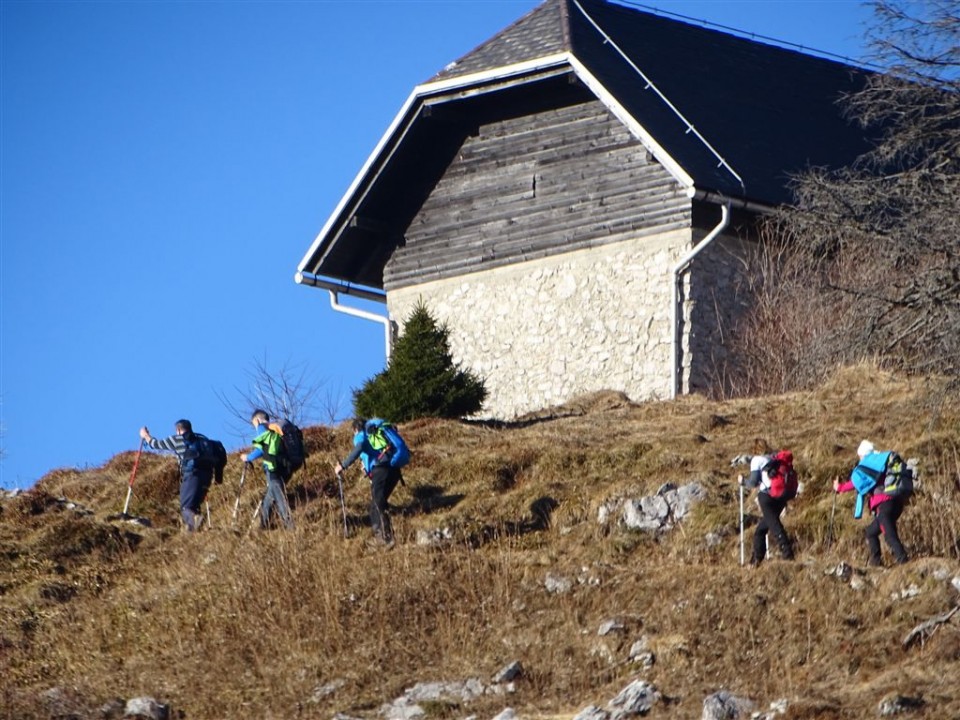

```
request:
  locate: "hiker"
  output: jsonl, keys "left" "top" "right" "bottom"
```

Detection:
{"left": 334, "top": 418, "right": 404, "bottom": 546}
{"left": 739, "top": 438, "right": 796, "bottom": 565}
{"left": 240, "top": 409, "right": 294, "bottom": 530}
{"left": 139, "top": 419, "right": 212, "bottom": 531}
{"left": 833, "top": 439, "right": 909, "bottom": 566}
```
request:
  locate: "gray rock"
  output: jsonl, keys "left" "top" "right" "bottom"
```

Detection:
{"left": 701, "top": 690, "right": 754, "bottom": 720}
{"left": 573, "top": 705, "right": 610, "bottom": 720}
{"left": 99, "top": 698, "right": 126, "bottom": 719}
{"left": 831, "top": 562, "right": 853, "bottom": 582}
{"left": 598, "top": 619, "right": 625, "bottom": 636}
{"left": 545, "top": 574, "right": 573, "bottom": 594}
{"left": 492, "top": 661, "right": 524, "bottom": 684}
{"left": 381, "top": 702, "right": 426, "bottom": 720}
{"left": 608, "top": 679, "right": 660, "bottom": 717}
{"left": 491, "top": 709, "right": 517, "bottom": 720}
{"left": 878, "top": 695, "right": 925, "bottom": 715}
{"left": 416, "top": 527, "right": 454, "bottom": 547}
{"left": 309, "top": 678, "right": 347, "bottom": 703}
{"left": 42, "top": 687, "right": 81, "bottom": 718}
{"left": 123, "top": 697, "right": 170, "bottom": 720}
{"left": 617, "top": 483, "right": 707, "bottom": 533}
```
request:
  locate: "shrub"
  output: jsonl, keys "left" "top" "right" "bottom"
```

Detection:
{"left": 353, "top": 301, "right": 486, "bottom": 421}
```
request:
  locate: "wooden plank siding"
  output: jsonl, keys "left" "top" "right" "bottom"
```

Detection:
{"left": 383, "top": 99, "right": 690, "bottom": 290}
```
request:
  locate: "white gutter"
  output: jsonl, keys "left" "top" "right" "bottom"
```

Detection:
{"left": 294, "top": 271, "right": 395, "bottom": 363}
{"left": 670, "top": 201, "right": 731, "bottom": 399}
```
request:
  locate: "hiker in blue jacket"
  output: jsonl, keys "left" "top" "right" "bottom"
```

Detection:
{"left": 139, "top": 419, "right": 211, "bottom": 531}
{"left": 334, "top": 418, "right": 402, "bottom": 546}
{"left": 834, "top": 439, "right": 909, "bottom": 566}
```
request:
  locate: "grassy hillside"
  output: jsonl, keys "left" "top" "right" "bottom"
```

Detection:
{"left": 2, "top": 365, "right": 959, "bottom": 720}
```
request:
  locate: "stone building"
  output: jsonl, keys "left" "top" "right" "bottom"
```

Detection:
{"left": 296, "top": 0, "right": 873, "bottom": 418}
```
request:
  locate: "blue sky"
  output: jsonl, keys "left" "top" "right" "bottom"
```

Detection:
{"left": 1, "top": 0, "right": 875, "bottom": 489}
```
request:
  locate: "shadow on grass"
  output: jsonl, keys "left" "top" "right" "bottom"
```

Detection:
{"left": 466, "top": 495, "right": 559, "bottom": 548}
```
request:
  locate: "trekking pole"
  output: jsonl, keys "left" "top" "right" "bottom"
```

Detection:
{"left": 336, "top": 470, "right": 349, "bottom": 538}
{"left": 738, "top": 475, "right": 745, "bottom": 567}
{"left": 206, "top": 502, "right": 212, "bottom": 529}
{"left": 122, "top": 439, "right": 145, "bottom": 517}
{"left": 232, "top": 463, "right": 249, "bottom": 522}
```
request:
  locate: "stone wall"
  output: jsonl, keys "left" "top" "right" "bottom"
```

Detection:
{"left": 388, "top": 226, "right": 747, "bottom": 420}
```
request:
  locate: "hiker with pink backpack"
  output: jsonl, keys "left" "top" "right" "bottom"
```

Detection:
{"left": 738, "top": 438, "right": 798, "bottom": 565}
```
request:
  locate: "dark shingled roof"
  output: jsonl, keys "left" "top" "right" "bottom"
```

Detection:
{"left": 431, "top": 0, "right": 568, "bottom": 81}
{"left": 299, "top": 0, "right": 876, "bottom": 289}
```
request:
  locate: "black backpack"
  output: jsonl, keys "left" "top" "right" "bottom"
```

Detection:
{"left": 268, "top": 419, "right": 306, "bottom": 478}
{"left": 194, "top": 434, "right": 228, "bottom": 484}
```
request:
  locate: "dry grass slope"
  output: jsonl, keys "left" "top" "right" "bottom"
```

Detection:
{"left": 1, "top": 365, "right": 959, "bottom": 719}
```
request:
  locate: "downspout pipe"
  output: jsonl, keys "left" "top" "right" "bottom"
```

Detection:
{"left": 670, "top": 202, "right": 731, "bottom": 399}
{"left": 295, "top": 271, "right": 396, "bottom": 364}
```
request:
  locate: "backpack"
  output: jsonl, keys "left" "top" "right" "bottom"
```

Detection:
{"left": 852, "top": 451, "right": 913, "bottom": 499}
{"left": 191, "top": 434, "right": 228, "bottom": 484}
{"left": 365, "top": 418, "right": 410, "bottom": 469}
{"left": 764, "top": 450, "right": 798, "bottom": 501}
{"left": 267, "top": 419, "right": 306, "bottom": 478}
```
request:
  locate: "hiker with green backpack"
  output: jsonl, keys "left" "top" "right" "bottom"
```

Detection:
{"left": 241, "top": 409, "right": 294, "bottom": 530}
{"left": 139, "top": 419, "right": 226, "bottom": 532}
{"left": 334, "top": 417, "right": 410, "bottom": 547}
{"left": 737, "top": 437, "right": 798, "bottom": 565}
{"left": 833, "top": 439, "right": 912, "bottom": 566}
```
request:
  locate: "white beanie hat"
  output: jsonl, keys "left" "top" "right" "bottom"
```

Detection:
{"left": 857, "top": 439, "right": 875, "bottom": 458}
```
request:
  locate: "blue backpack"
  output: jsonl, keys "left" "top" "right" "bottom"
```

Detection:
{"left": 365, "top": 418, "right": 411, "bottom": 469}
{"left": 850, "top": 450, "right": 913, "bottom": 518}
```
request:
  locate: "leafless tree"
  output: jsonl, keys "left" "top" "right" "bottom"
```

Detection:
{"left": 216, "top": 355, "right": 347, "bottom": 443}
{"left": 724, "top": 1, "right": 960, "bottom": 395}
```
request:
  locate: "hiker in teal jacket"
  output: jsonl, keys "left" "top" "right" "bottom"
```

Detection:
{"left": 335, "top": 418, "right": 402, "bottom": 546}
{"left": 834, "top": 439, "right": 909, "bottom": 566}
{"left": 241, "top": 409, "right": 294, "bottom": 530}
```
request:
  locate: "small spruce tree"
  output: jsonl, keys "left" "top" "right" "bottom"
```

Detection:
{"left": 353, "top": 301, "right": 486, "bottom": 421}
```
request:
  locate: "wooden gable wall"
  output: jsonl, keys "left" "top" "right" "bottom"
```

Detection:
{"left": 383, "top": 98, "right": 690, "bottom": 291}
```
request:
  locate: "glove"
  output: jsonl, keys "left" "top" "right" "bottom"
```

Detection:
{"left": 730, "top": 454, "right": 752, "bottom": 467}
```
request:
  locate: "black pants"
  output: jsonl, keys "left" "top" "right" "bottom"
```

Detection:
{"left": 753, "top": 492, "right": 793, "bottom": 563}
{"left": 866, "top": 498, "right": 908, "bottom": 565}
{"left": 369, "top": 464, "right": 402, "bottom": 542}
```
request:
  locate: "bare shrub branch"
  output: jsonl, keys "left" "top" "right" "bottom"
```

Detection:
{"left": 719, "top": 1, "right": 960, "bottom": 396}
{"left": 216, "top": 355, "right": 346, "bottom": 443}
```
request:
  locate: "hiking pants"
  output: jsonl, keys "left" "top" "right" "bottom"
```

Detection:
{"left": 753, "top": 492, "right": 793, "bottom": 563}
{"left": 260, "top": 469, "right": 294, "bottom": 530}
{"left": 369, "top": 464, "right": 402, "bottom": 542}
{"left": 180, "top": 471, "right": 210, "bottom": 532}
{"left": 866, "top": 498, "right": 907, "bottom": 565}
